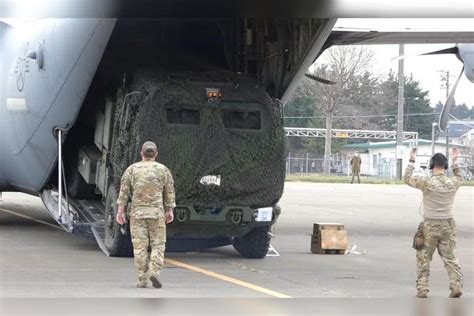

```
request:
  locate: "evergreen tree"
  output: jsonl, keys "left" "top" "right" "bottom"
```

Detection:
{"left": 376, "top": 70, "right": 399, "bottom": 130}
{"left": 403, "top": 77, "right": 434, "bottom": 139}
{"left": 377, "top": 74, "right": 435, "bottom": 139}
{"left": 337, "top": 70, "right": 382, "bottom": 130}
{"left": 452, "top": 103, "right": 470, "bottom": 119}
{"left": 435, "top": 101, "right": 474, "bottom": 120}
{"left": 283, "top": 95, "right": 324, "bottom": 153}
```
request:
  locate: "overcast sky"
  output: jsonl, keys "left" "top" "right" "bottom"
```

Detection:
{"left": 326, "top": 19, "right": 474, "bottom": 109}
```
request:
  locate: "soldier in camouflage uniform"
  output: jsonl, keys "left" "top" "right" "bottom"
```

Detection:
{"left": 116, "top": 141, "right": 175, "bottom": 288}
{"left": 350, "top": 152, "right": 362, "bottom": 184}
{"left": 404, "top": 147, "right": 463, "bottom": 298}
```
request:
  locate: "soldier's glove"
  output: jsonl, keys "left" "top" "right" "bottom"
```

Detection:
{"left": 412, "top": 222, "right": 425, "bottom": 251}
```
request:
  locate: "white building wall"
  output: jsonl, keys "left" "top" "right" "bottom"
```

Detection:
{"left": 344, "top": 140, "right": 471, "bottom": 178}
{"left": 367, "top": 147, "right": 397, "bottom": 178}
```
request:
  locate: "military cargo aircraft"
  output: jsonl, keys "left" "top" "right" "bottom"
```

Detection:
{"left": 1, "top": 16, "right": 473, "bottom": 258}
{"left": 0, "top": 17, "right": 337, "bottom": 258}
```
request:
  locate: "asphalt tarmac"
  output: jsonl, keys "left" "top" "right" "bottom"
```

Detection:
{"left": 0, "top": 183, "right": 472, "bottom": 298}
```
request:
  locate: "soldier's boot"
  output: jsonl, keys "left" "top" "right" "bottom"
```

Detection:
{"left": 416, "top": 291, "right": 428, "bottom": 298}
{"left": 149, "top": 272, "right": 162, "bottom": 289}
{"left": 137, "top": 279, "right": 148, "bottom": 288}
{"left": 449, "top": 288, "right": 462, "bottom": 298}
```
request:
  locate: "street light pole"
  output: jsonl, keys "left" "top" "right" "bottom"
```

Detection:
{"left": 396, "top": 44, "right": 405, "bottom": 180}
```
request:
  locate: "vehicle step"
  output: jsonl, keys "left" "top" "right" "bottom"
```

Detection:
{"left": 91, "top": 224, "right": 110, "bottom": 257}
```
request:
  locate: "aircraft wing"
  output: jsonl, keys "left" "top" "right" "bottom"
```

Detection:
{"left": 325, "top": 30, "right": 474, "bottom": 47}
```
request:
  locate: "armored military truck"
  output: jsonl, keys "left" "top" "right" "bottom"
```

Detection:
{"left": 64, "top": 69, "right": 286, "bottom": 258}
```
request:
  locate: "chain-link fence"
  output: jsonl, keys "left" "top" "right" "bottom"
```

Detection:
{"left": 286, "top": 153, "right": 398, "bottom": 179}
{"left": 286, "top": 152, "right": 473, "bottom": 180}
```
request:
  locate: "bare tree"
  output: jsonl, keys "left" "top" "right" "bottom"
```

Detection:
{"left": 299, "top": 45, "right": 375, "bottom": 174}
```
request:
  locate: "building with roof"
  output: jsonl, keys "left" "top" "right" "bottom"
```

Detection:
{"left": 342, "top": 139, "right": 471, "bottom": 179}
{"left": 460, "top": 129, "right": 474, "bottom": 150}
{"left": 437, "top": 120, "right": 474, "bottom": 145}
{"left": 459, "top": 129, "right": 474, "bottom": 170}
{"left": 436, "top": 120, "right": 474, "bottom": 171}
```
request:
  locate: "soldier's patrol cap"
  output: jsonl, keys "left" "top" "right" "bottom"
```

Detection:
{"left": 141, "top": 141, "right": 158, "bottom": 155}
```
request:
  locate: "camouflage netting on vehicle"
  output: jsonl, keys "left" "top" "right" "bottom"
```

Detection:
{"left": 110, "top": 69, "right": 286, "bottom": 209}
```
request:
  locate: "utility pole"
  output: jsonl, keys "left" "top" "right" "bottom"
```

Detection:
{"left": 431, "top": 122, "right": 438, "bottom": 156}
{"left": 323, "top": 99, "right": 334, "bottom": 175}
{"left": 446, "top": 125, "right": 450, "bottom": 173}
{"left": 439, "top": 70, "right": 451, "bottom": 99}
{"left": 439, "top": 69, "right": 452, "bottom": 170}
{"left": 396, "top": 44, "right": 405, "bottom": 180}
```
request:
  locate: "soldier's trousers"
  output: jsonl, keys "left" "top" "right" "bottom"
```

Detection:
{"left": 130, "top": 217, "right": 166, "bottom": 282}
{"left": 416, "top": 218, "right": 463, "bottom": 293}
{"left": 351, "top": 170, "right": 360, "bottom": 183}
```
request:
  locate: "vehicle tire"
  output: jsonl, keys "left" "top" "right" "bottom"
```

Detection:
{"left": 104, "top": 183, "right": 133, "bottom": 257}
{"left": 232, "top": 226, "right": 271, "bottom": 259}
{"left": 66, "top": 165, "right": 96, "bottom": 199}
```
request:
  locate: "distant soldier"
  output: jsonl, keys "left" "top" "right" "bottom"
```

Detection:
{"left": 116, "top": 141, "right": 175, "bottom": 288}
{"left": 350, "top": 152, "right": 362, "bottom": 184}
{"left": 404, "top": 147, "right": 463, "bottom": 298}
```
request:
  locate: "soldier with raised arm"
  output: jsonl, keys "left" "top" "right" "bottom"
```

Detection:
{"left": 116, "top": 141, "right": 175, "bottom": 288}
{"left": 404, "top": 147, "right": 463, "bottom": 298}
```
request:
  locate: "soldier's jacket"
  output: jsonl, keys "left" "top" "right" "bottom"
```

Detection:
{"left": 404, "top": 163, "right": 462, "bottom": 219}
{"left": 117, "top": 160, "right": 176, "bottom": 219}
{"left": 350, "top": 156, "right": 361, "bottom": 171}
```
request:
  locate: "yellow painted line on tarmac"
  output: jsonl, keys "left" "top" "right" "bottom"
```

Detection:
{"left": 0, "top": 207, "right": 62, "bottom": 230}
{"left": 165, "top": 258, "right": 293, "bottom": 298}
